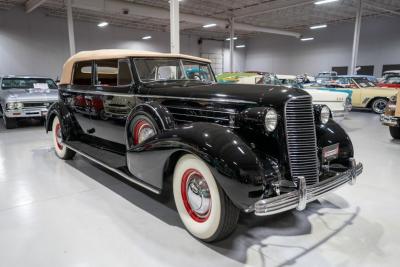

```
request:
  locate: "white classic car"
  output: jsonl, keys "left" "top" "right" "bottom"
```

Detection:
{"left": 278, "top": 74, "right": 351, "bottom": 121}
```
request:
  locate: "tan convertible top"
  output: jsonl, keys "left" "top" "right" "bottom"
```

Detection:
{"left": 60, "top": 49, "right": 212, "bottom": 85}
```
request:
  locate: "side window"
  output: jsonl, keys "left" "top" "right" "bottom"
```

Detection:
{"left": 73, "top": 61, "right": 92, "bottom": 85}
{"left": 95, "top": 59, "right": 118, "bottom": 86}
{"left": 118, "top": 59, "right": 133, "bottom": 86}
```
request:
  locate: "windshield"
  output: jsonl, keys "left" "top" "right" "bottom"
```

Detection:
{"left": 1, "top": 78, "right": 57, "bottom": 90}
{"left": 353, "top": 78, "right": 376, "bottom": 88}
{"left": 386, "top": 76, "right": 400, "bottom": 84}
{"left": 134, "top": 58, "right": 215, "bottom": 83}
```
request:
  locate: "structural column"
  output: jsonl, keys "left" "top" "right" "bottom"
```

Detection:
{"left": 229, "top": 17, "right": 235, "bottom": 72}
{"left": 66, "top": 0, "right": 76, "bottom": 56}
{"left": 170, "top": 0, "right": 180, "bottom": 53}
{"left": 350, "top": 0, "right": 363, "bottom": 75}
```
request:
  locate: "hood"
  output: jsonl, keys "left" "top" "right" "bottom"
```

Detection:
{"left": 141, "top": 82, "right": 309, "bottom": 108}
{"left": 1, "top": 88, "right": 59, "bottom": 102}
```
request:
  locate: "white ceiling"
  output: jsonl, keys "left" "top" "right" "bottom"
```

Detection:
{"left": 1, "top": 0, "right": 400, "bottom": 39}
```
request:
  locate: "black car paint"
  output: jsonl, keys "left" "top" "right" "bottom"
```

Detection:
{"left": 46, "top": 57, "right": 354, "bottom": 210}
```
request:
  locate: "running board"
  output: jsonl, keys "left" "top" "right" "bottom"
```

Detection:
{"left": 64, "top": 141, "right": 161, "bottom": 195}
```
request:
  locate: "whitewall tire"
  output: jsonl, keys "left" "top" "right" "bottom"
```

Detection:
{"left": 173, "top": 154, "right": 239, "bottom": 242}
{"left": 52, "top": 116, "right": 75, "bottom": 160}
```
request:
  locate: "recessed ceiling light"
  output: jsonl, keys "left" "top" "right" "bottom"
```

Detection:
{"left": 314, "top": 0, "right": 338, "bottom": 5}
{"left": 310, "top": 24, "right": 327, "bottom": 29}
{"left": 226, "top": 37, "right": 238, "bottom": 41}
{"left": 97, "top": 21, "right": 109, "bottom": 28}
{"left": 142, "top": 36, "right": 152, "bottom": 40}
{"left": 203, "top": 23, "right": 217, "bottom": 28}
{"left": 301, "top": 37, "right": 315, "bottom": 41}
{"left": 236, "top": 45, "right": 246, "bottom": 48}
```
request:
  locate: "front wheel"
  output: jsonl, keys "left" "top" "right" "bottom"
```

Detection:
{"left": 173, "top": 154, "right": 239, "bottom": 242}
{"left": 52, "top": 116, "right": 75, "bottom": 159}
{"left": 371, "top": 98, "right": 388, "bottom": 114}
{"left": 2, "top": 115, "right": 17, "bottom": 129}
{"left": 389, "top": 126, "right": 400, "bottom": 139}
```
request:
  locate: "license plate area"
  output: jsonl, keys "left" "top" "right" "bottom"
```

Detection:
{"left": 322, "top": 143, "right": 339, "bottom": 163}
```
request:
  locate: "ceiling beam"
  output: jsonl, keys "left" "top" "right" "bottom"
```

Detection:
{"left": 25, "top": 0, "right": 47, "bottom": 13}
{"left": 364, "top": 1, "right": 400, "bottom": 16}
{"left": 71, "top": 0, "right": 301, "bottom": 38}
{"left": 233, "top": 0, "right": 315, "bottom": 19}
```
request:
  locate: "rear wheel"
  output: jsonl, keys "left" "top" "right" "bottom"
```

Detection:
{"left": 173, "top": 154, "right": 239, "bottom": 242}
{"left": 389, "top": 126, "right": 400, "bottom": 139}
{"left": 52, "top": 116, "right": 75, "bottom": 159}
{"left": 371, "top": 98, "right": 388, "bottom": 114}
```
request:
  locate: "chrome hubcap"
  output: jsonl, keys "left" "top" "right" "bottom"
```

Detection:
{"left": 138, "top": 127, "right": 155, "bottom": 143}
{"left": 373, "top": 100, "right": 387, "bottom": 113}
{"left": 185, "top": 171, "right": 211, "bottom": 219}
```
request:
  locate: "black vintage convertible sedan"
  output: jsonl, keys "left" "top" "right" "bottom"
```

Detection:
{"left": 46, "top": 49, "right": 363, "bottom": 242}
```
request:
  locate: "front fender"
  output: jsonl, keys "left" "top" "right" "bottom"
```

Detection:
{"left": 127, "top": 123, "right": 273, "bottom": 209}
{"left": 316, "top": 120, "right": 354, "bottom": 166}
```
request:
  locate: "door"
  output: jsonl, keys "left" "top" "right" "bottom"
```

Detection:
{"left": 66, "top": 60, "right": 95, "bottom": 134}
{"left": 90, "top": 58, "right": 136, "bottom": 145}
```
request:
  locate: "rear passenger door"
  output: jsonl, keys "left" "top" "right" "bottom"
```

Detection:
{"left": 89, "top": 58, "right": 136, "bottom": 145}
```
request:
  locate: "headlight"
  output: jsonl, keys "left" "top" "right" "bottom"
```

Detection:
{"left": 15, "top": 102, "right": 24, "bottom": 109}
{"left": 7, "top": 102, "right": 15, "bottom": 110}
{"left": 264, "top": 108, "right": 278, "bottom": 132}
{"left": 320, "top": 106, "right": 331, "bottom": 124}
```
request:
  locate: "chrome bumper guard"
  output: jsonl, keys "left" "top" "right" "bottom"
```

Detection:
{"left": 254, "top": 159, "right": 363, "bottom": 216}
{"left": 380, "top": 114, "right": 399, "bottom": 127}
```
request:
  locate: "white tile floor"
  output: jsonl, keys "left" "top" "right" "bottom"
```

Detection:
{"left": 0, "top": 111, "right": 399, "bottom": 267}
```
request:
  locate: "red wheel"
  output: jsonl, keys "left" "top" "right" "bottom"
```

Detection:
{"left": 173, "top": 154, "right": 239, "bottom": 242}
{"left": 132, "top": 116, "right": 156, "bottom": 145}
{"left": 55, "top": 122, "right": 63, "bottom": 150}
{"left": 52, "top": 116, "right": 75, "bottom": 160}
{"left": 180, "top": 168, "right": 212, "bottom": 223}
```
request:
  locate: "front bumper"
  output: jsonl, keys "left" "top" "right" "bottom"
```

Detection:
{"left": 5, "top": 108, "right": 49, "bottom": 118}
{"left": 380, "top": 114, "right": 399, "bottom": 127}
{"left": 254, "top": 159, "right": 363, "bottom": 216}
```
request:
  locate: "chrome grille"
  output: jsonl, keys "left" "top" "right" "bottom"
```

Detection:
{"left": 285, "top": 96, "right": 319, "bottom": 185}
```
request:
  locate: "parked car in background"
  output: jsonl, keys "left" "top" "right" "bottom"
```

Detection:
{"left": 382, "top": 70, "right": 400, "bottom": 81}
{"left": 322, "top": 76, "right": 398, "bottom": 114}
{"left": 0, "top": 76, "right": 58, "bottom": 128}
{"left": 315, "top": 71, "right": 337, "bottom": 84}
{"left": 381, "top": 94, "right": 400, "bottom": 139}
{"left": 378, "top": 76, "right": 400, "bottom": 89}
{"left": 46, "top": 49, "right": 363, "bottom": 242}
{"left": 277, "top": 74, "right": 351, "bottom": 121}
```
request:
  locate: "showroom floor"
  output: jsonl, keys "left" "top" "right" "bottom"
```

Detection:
{"left": 0, "top": 111, "right": 399, "bottom": 267}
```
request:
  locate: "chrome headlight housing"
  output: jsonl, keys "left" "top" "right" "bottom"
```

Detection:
{"left": 320, "top": 105, "right": 331, "bottom": 124}
{"left": 6, "top": 102, "right": 16, "bottom": 110}
{"left": 15, "top": 102, "right": 24, "bottom": 109}
{"left": 264, "top": 108, "right": 278, "bottom": 132}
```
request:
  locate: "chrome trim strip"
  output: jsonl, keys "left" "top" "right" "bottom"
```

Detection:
{"left": 61, "top": 88, "right": 256, "bottom": 104}
{"left": 138, "top": 94, "right": 257, "bottom": 104}
{"left": 170, "top": 112, "right": 230, "bottom": 121}
{"left": 165, "top": 105, "right": 238, "bottom": 115}
{"left": 64, "top": 144, "right": 161, "bottom": 195}
{"left": 254, "top": 160, "right": 363, "bottom": 216}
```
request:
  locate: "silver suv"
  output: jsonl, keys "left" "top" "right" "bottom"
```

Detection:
{"left": 0, "top": 76, "right": 58, "bottom": 129}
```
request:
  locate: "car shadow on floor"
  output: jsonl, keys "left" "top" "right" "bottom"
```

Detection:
{"left": 66, "top": 154, "right": 360, "bottom": 266}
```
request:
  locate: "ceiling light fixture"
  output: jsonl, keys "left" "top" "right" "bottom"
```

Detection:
{"left": 142, "top": 36, "right": 152, "bottom": 40}
{"left": 203, "top": 23, "right": 217, "bottom": 28}
{"left": 310, "top": 24, "right": 327, "bottom": 29}
{"left": 97, "top": 21, "right": 109, "bottom": 28}
{"left": 300, "top": 37, "right": 315, "bottom": 41}
{"left": 314, "top": 0, "right": 339, "bottom": 5}
{"left": 236, "top": 45, "right": 246, "bottom": 48}
{"left": 226, "top": 37, "right": 238, "bottom": 41}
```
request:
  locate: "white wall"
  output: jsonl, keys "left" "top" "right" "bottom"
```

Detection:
{"left": 245, "top": 16, "right": 400, "bottom": 77}
{"left": 0, "top": 6, "right": 201, "bottom": 79}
